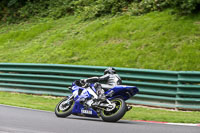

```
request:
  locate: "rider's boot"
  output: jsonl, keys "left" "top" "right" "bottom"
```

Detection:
{"left": 91, "top": 98, "right": 101, "bottom": 107}
{"left": 91, "top": 94, "right": 106, "bottom": 107}
{"left": 98, "top": 94, "right": 106, "bottom": 101}
{"left": 96, "top": 88, "right": 106, "bottom": 102}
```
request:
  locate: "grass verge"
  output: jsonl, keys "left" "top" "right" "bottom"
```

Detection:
{"left": 0, "top": 91, "right": 199, "bottom": 123}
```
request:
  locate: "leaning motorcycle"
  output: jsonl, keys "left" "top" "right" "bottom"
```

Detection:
{"left": 55, "top": 80, "right": 139, "bottom": 122}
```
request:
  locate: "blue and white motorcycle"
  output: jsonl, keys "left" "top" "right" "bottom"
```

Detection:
{"left": 55, "top": 80, "right": 139, "bottom": 122}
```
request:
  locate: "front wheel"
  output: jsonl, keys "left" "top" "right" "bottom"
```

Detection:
{"left": 55, "top": 96, "right": 74, "bottom": 118}
{"left": 100, "top": 98, "right": 127, "bottom": 122}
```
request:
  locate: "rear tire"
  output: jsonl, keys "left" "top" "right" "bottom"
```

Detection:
{"left": 100, "top": 98, "right": 127, "bottom": 122}
{"left": 55, "top": 97, "right": 74, "bottom": 118}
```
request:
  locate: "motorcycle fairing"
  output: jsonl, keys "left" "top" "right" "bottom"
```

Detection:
{"left": 71, "top": 100, "right": 99, "bottom": 118}
{"left": 105, "top": 85, "right": 139, "bottom": 101}
{"left": 70, "top": 81, "right": 139, "bottom": 118}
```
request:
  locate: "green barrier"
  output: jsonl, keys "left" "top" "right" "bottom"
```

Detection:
{"left": 0, "top": 63, "right": 199, "bottom": 110}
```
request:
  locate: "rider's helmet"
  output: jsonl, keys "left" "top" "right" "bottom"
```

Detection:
{"left": 104, "top": 67, "right": 116, "bottom": 75}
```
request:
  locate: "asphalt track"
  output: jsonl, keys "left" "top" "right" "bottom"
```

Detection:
{"left": 0, "top": 105, "right": 199, "bottom": 133}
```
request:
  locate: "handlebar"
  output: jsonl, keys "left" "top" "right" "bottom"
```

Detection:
{"left": 74, "top": 80, "right": 90, "bottom": 88}
{"left": 82, "top": 83, "right": 89, "bottom": 88}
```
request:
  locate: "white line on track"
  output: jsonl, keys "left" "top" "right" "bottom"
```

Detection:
{"left": 0, "top": 104, "right": 52, "bottom": 113}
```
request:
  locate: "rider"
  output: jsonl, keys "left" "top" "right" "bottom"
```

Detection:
{"left": 81, "top": 67, "right": 122, "bottom": 102}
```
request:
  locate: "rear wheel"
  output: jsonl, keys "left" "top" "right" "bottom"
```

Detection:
{"left": 100, "top": 98, "right": 127, "bottom": 122}
{"left": 55, "top": 96, "right": 74, "bottom": 118}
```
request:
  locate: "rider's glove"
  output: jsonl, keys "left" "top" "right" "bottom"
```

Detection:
{"left": 80, "top": 79, "right": 87, "bottom": 85}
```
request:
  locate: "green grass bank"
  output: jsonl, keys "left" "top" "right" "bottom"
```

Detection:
{"left": 1, "top": 10, "right": 200, "bottom": 71}
{"left": 0, "top": 91, "right": 200, "bottom": 123}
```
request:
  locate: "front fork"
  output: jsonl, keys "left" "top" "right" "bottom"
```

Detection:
{"left": 62, "top": 94, "right": 74, "bottom": 105}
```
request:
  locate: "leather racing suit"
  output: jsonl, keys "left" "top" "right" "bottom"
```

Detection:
{"left": 83, "top": 73, "right": 122, "bottom": 99}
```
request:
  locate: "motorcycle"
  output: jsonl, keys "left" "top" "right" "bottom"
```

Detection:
{"left": 55, "top": 80, "right": 139, "bottom": 122}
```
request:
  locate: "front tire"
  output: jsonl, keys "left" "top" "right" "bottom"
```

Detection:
{"left": 100, "top": 98, "right": 127, "bottom": 122}
{"left": 55, "top": 97, "right": 74, "bottom": 118}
